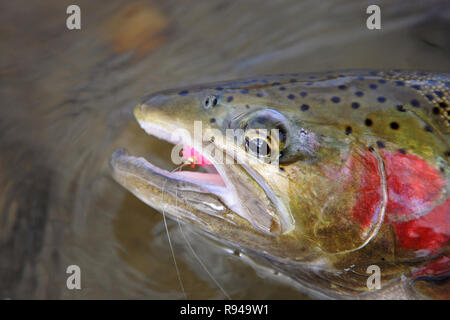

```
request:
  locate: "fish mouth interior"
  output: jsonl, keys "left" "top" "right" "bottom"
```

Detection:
{"left": 127, "top": 120, "right": 230, "bottom": 197}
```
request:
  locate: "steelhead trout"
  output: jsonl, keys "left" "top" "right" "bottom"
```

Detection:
{"left": 110, "top": 70, "right": 449, "bottom": 299}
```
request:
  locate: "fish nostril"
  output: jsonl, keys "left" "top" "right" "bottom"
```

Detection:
{"left": 203, "top": 95, "right": 219, "bottom": 109}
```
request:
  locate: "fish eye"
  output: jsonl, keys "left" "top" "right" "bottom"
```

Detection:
{"left": 203, "top": 95, "right": 218, "bottom": 109}
{"left": 241, "top": 125, "right": 287, "bottom": 160}
{"left": 244, "top": 131, "right": 272, "bottom": 158}
{"left": 229, "top": 109, "right": 290, "bottom": 161}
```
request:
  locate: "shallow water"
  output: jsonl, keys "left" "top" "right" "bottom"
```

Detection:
{"left": 0, "top": 0, "right": 449, "bottom": 299}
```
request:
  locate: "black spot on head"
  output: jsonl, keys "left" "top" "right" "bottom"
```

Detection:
{"left": 300, "top": 104, "right": 309, "bottom": 111}
{"left": 279, "top": 167, "right": 285, "bottom": 172}
{"left": 440, "top": 167, "right": 445, "bottom": 173}
{"left": 287, "top": 94, "right": 295, "bottom": 100}
{"left": 390, "top": 122, "right": 399, "bottom": 130}
{"left": 300, "top": 92, "right": 307, "bottom": 97}
{"left": 331, "top": 96, "right": 340, "bottom": 103}
{"left": 377, "top": 97, "right": 386, "bottom": 103}
{"left": 376, "top": 141, "right": 385, "bottom": 148}
{"left": 178, "top": 90, "right": 189, "bottom": 96}
{"left": 245, "top": 104, "right": 250, "bottom": 109}
{"left": 227, "top": 96, "right": 234, "bottom": 102}
{"left": 210, "top": 118, "right": 216, "bottom": 123}
{"left": 411, "top": 85, "right": 421, "bottom": 90}
{"left": 365, "top": 118, "right": 373, "bottom": 126}
{"left": 355, "top": 91, "right": 364, "bottom": 97}
{"left": 351, "top": 102, "right": 360, "bottom": 109}
{"left": 424, "top": 125, "right": 433, "bottom": 132}
{"left": 435, "top": 91, "right": 444, "bottom": 98}
{"left": 398, "top": 148, "right": 406, "bottom": 155}
{"left": 395, "top": 81, "right": 404, "bottom": 86}
{"left": 425, "top": 94, "right": 434, "bottom": 101}
{"left": 369, "top": 84, "right": 377, "bottom": 89}
{"left": 240, "top": 89, "right": 249, "bottom": 94}
{"left": 396, "top": 105, "right": 406, "bottom": 112}
{"left": 338, "top": 85, "right": 347, "bottom": 90}
{"left": 345, "top": 126, "right": 352, "bottom": 135}
{"left": 410, "top": 99, "right": 420, "bottom": 107}
{"left": 432, "top": 107, "right": 440, "bottom": 115}
{"left": 368, "top": 146, "right": 374, "bottom": 152}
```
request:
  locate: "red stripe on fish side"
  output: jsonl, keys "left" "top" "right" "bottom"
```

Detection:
{"left": 383, "top": 152, "right": 445, "bottom": 221}
{"left": 351, "top": 150, "right": 448, "bottom": 252}
{"left": 350, "top": 151, "right": 382, "bottom": 229}
{"left": 393, "top": 198, "right": 450, "bottom": 251}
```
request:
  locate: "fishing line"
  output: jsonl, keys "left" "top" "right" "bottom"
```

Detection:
{"left": 175, "top": 188, "right": 231, "bottom": 300}
{"left": 161, "top": 174, "right": 187, "bottom": 299}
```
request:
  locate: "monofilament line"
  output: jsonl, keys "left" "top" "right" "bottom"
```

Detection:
{"left": 161, "top": 177, "right": 187, "bottom": 299}
{"left": 175, "top": 189, "right": 231, "bottom": 300}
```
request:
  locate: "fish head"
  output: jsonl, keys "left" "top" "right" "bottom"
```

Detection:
{"left": 112, "top": 79, "right": 388, "bottom": 260}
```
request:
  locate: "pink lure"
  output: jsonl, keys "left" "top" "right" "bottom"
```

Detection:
{"left": 182, "top": 145, "right": 212, "bottom": 167}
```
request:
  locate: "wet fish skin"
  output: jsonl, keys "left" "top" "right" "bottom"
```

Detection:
{"left": 111, "top": 70, "right": 449, "bottom": 299}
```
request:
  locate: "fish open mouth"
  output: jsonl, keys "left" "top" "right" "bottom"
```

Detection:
{"left": 110, "top": 119, "right": 249, "bottom": 222}
{"left": 111, "top": 120, "right": 230, "bottom": 193}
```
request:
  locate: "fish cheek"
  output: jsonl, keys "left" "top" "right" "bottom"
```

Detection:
{"left": 288, "top": 142, "right": 388, "bottom": 254}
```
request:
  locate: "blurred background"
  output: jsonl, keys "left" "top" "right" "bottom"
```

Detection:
{"left": 0, "top": 0, "right": 449, "bottom": 299}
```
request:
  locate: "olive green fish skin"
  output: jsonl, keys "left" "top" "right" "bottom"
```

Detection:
{"left": 112, "top": 70, "right": 449, "bottom": 299}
